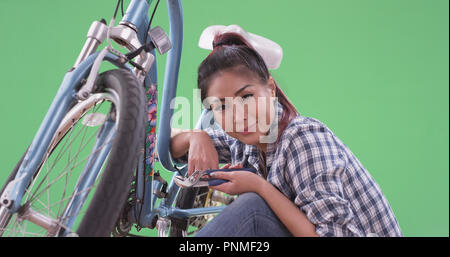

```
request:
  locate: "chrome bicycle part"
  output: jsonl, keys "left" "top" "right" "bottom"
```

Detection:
{"left": 173, "top": 170, "right": 212, "bottom": 188}
{"left": 73, "top": 20, "right": 108, "bottom": 69}
{"left": 0, "top": 206, "right": 11, "bottom": 236}
{"left": 156, "top": 217, "right": 171, "bottom": 237}
{"left": 16, "top": 204, "right": 61, "bottom": 236}
{"left": 109, "top": 23, "right": 155, "bottom": 81}
{"left": 75, "top": 15, "right": 171, "bottom": 100}
{"left": 76, "top": 47, "right": 110, "bottom": 100}
{"left": 149, "top": 26, "right": 171, "bottom": 55}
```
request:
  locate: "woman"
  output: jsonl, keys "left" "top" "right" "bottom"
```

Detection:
{"left": 170, "top": 32, "right": 402, "bottom": 237}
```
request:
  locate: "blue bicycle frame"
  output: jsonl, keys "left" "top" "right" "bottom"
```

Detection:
{"left": 0, "top": 0, "right": 225, "bottom": 235}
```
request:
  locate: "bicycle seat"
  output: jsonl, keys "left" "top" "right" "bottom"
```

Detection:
{"left": 198, "top": 24, "right": 283, "bottom": 70}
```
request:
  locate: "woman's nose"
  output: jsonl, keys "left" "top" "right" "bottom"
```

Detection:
{"left": 234, "top": 103, "right": 247, "bottom": 121}
{"left": 232, "top": 104, "right": 245, "bottom": 132}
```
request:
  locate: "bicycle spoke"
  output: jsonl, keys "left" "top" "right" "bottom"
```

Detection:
{"left": 4, "top": 133, "right": 111, "bottom": 237}
{"left": 0, "top": 67, "right": 144, "bottom": 237}
{"left": 27, "top": 136, "right": 113, "bottom": 205}
{"left": 27, "top": 103, "right": 104, "bottom": 203}
{"left": 3, "top": 98, "right": 116, "bottom": 237}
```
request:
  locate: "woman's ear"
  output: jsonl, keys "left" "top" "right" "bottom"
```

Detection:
{"left": 267, "top": 76, "right": 276, "bottom": 98}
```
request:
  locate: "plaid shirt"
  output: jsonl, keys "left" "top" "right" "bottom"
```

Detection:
{"left": 175, "top": 101, "right": 402, "bottom": 237}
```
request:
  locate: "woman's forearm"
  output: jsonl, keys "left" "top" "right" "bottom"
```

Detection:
{"left": 171, "top": 128, "right": 219, "bottom": 176}
{"left": 256, "top": 180, "right": 319, "bottom": 237}
{"left": 170, "top": 128, "right": 206, "bottom": 158}
{"left": 170, "top": 128, "right": 192, "bottom": 158}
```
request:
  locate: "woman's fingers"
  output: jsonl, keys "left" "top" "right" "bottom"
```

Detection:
{"left": 209, "top": 171, "right": 235, "bottom": 194}
{"left": 221, "top": 163, "right": 231, "bottom": 169}
{"left": 187, "top": 161, "right": 195, "bottom": 176}
{"left": 188, "top": 162, "right": 220, "bottom": 177}
{"left": 229, "top": 163, "right": 243, "bottom": 169}
{"left": 219, "top": 162, "right": 242, "bottom": 171}
{"left": 209, "top": 183, "right": 229, "bottom": 193}
{"left": 210, "top": 171, "right": 234, "bottom": 180}
{"left": 186, "top": 130, "right": 219, "bottom": 177}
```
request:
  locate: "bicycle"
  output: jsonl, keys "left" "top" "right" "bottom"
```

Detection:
{"left": 0, "top": 0, "right": 235, "bottom": 237}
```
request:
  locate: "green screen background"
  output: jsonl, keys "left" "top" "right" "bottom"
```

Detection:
{"left": 0, "top": 0, "right": 447, "bottom": 236}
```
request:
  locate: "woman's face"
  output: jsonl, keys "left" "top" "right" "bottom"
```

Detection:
{"left": 205, "top": 68, "right": 276, "bottom": 145}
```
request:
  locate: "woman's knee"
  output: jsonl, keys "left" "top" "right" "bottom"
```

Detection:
{"left": 196, "top": 192, "right": 292, "bottom": 236}
{"left": 233, "top": 192, "right": 292, "bottom": 237}
{"left": 209, "top": 192, "right": 271, "bottom": 226}
{"left": 233, "top": 192, "right": 268, "bottom": 210}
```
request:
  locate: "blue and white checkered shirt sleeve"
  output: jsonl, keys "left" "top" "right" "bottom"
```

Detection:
{"left": 284, "top": 125, "right": 364, "bottom": 237}
{"left": 172, "top": 126, "right": 232, "bottom": 164}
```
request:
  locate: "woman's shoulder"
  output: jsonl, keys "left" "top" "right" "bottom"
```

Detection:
{"left": 280, "top": 114, "right": 333, "bottom": 142}
{"left": 277, "top": 114, "right": 349, "bottom": 158}
{"left": 276, "top": 114, "right": 350, "bottom": 177}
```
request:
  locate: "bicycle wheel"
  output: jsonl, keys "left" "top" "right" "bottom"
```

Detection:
{"left": 170, "top": 187, "right": 236, "bottom": 237}
{"left": 0, "top": 69, "right": 146, "bottom": 237}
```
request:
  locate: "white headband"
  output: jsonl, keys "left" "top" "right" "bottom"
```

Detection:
{"left": 198, "top": 24, "right": 283, "bottom": 70}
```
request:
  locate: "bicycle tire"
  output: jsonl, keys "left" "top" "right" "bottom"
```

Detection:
{"left": 0, "top": 68, "right": 146, "bottom": 237}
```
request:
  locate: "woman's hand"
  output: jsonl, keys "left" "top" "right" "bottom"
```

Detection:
{"left": 211, "top": 163, "right": 319, "bottom": 237}
{"left": 209, "top": 163, "right": 267, "bottom": 195}
{"left": 187, "top": 130, "right": 219, "bottom": 176}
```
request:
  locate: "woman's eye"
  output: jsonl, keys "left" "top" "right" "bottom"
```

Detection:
{"left": 213, "top": 104, "right": 227, "bottom": 111}
{"left": 242, "top": 94, "right": 253, "bottom": 99}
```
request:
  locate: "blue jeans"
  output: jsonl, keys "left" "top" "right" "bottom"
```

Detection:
{"left": 195, "top": 192, "right": 292, "bottom": 237}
